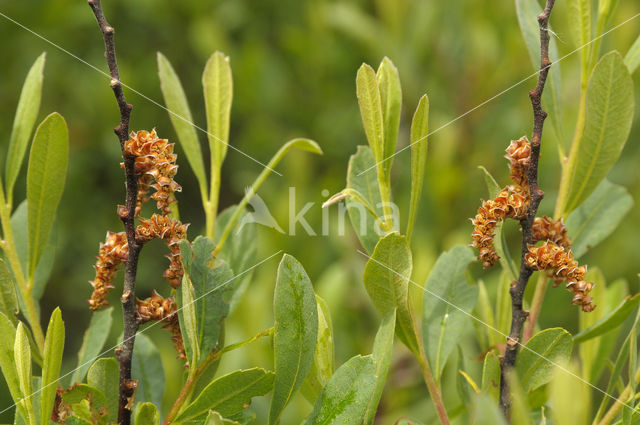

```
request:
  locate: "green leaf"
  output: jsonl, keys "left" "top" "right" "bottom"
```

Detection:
{"left": 0, "top": 313, "right": 25, "bottom": 418}
{"left": 516, "top": 328, "right": 573, "bottom": 392}
{"left": 269, "top": 254, "right": 318, "bottom": 425}
{"left": 574, "top": 294, "right": 640, "bottom": 343}
{"left": 132, "top": 333, "right": 165, "bottom": 410}
{"left": 549, "top": 362, "right": 589, "bottom": 425}
{"left": 134, "top": 402, "right": 159, "bottom": 425}
{"left": 577, "top": 268, "right": 607, "bottom": 381}
{"left": 180, "top": 237, "right": 234, "bottom": 363}
{"left": 563, "top": 51, "right": 635, "bottom": 213}
{"left": 568, "top": 0, "right": 592, "bottom": 80}
{"left": 423, "top": 245, "right": 477, "bottom": 381}
{"left": 515, "top": 0, "right": 564, "bottom": 145}
{"left": 473, "top": 393, "right": 507, "bottom": 425}
{"left": 5, "top": 53, "right": 45, "bottom": 203}
{"left": 495, "top": 272, "right": 513, "bottom": 338}
{"left": 566, "top": 179, "right": 633, "bottom": 258}
{"left": 157, "top": 52, "right": 207, "bottom": 198}
{"left": 176, "top": 368, "right": 274, "bottom": 422}
{"left": 363, "top": 309, "right": 396, "bottom": 425}
{"left": 475, "top": 280, "right": 495, "bottom": 349}
{"left": 625, "top": 33, "right": 640, "bottom": 74}
{"left": 71, "top": 307, "right": 113, "bottom": 383}
{"left": 40, "top": 308, "right": 64, "bottom": 425}
{"left": 481, "top": 351, "right": 501, "bottom": 401}
{"left": 203, "top": 51, "right": 233, "bottom": 165}
{"left": 346, "top": 146, "right": 384, "bottom": 253}
{"left": 376, "top": 57, "right": 402, "bottom": 178}
{"left": 204, "top": 411, "right": 240, "bottom": 425}
{"left": 407, "top": 94, "right": 429, "bottom": 242}
{"left": 57, "top": 384, "right": 109, "bottom": 421}
{"left": 87, "top": 357, "right": 119, "bottom": 421}
{"left": 14, "top": 322, "right": 34, "bottom": 425}
{"left": 178, "top": 269, "right": 200, "bottom": 368}
{"left": 214, "top": 206, "right": 257, "bottom": 313}
{"left": 356, "top": 63, "right": 384, "bottom": 163}
{"left": 301, "top": 295, "right": 335, "bottom": 404}
{"left": 364, "top": 233, "right": 419, "bottom": 355}
{"left": 302, "top": 355, "right": 377, "bottom": 425}
{"left": 26, "top": 112, "right": 69, "bottom": 279}
{"left": 10, "top": 200, "right": 58, "bottom": 301}
{"left": 0, "top": 260, "right": 19, "bottom": 324}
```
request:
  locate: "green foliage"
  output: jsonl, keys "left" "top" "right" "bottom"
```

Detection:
{"left": 516, "top": 328, "right": 573, "bottom": 393}
{"left": 71, "top": 307, "right": 113, "bottom": 384}
{"left": 87, "top": 358, "right": 119, "bottom": 422}
{"left": 203, "top": 51, "right": 233, "bottom": 166}
{"left": 0, "top": 261, "right": 18, "bottom": 325}
{"left": 134, "top": 402, "right": 160, "bottom": 425}
{"left": 407, "top": 94, "right": 429, "bottom": 242}
{"left": 549, "top": 362, "right": 589, "bottom": 425}
{"left": 269, "top": 254, "right": 318, "bottom": 424}
{"left": 176, "top": 368, "right": 275, "bottom": 422}
{"left": 301, "top": 295, "right": 335, "bottom": 404}
{"left": 574, "top": 293, "right": 640, "bottom": 343}
{"left": 376, "top": 57, "right": 402, "bottom": 181}
{"left": 422, "top": 245, "right": 477, "bottom": 381}
{"left": 132, "top": 333, "right": 165, "bottom": 409}
{"left": 40, "top": 308, "right": 64, "bottom": 425}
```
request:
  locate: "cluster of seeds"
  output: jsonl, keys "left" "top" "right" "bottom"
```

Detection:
{"left": 136, "top": 291, "right": 186, "bottom": 362}
{"left": 470, "top": 136, "right": 595, "bottom": 312}
{"left": 88, "top": 232, "right": 128, "bottom": 310}
{"left": 121, "top": 129, "right": 182, "bottom": 216}
{"left": 88, "top": 129, "right": 190, "bottom": 359}
{"left": 525, "top": 241, "right": 595, "bottom": 312}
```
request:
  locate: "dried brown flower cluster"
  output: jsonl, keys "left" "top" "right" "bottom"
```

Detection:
{"left": 525, "top": 241, "right": 595, "bottom": 312}
{"left": 122, "top": 129, "right": 182, "bottom": 216}
{"left": 471, "top": 137, "right": 531, "bottom": 268}
{"left": 471, "top": 137, "right": 595, "bottom": 312}
{"left": 88, "top": 232, "right": 128, "bottom": 310}
{"left": 136, "top": 291, "right": 186, "bottom": 362}
{"left": 136, "top": 214, "right": 189, "bottom": 288}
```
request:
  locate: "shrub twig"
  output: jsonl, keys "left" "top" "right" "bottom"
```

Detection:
{"left": 499, "top": 0, "right": 555, "bottom": 417}
{"left": 87, "top": 1, "right": 140, "bottom": 424}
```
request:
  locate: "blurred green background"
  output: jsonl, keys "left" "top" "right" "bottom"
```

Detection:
{"left": 0, "top": 0, "right": 639, "bottom": 423}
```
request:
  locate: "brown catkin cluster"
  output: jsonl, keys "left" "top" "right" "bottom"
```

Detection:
{"left": 122, "top": 129, "right": 182, "bottom": 216}
{"left": 525, "top": 241, "right": 595, "bottom": 312}
{"left": 532, "top": 216, "right": 571, "bottom": 250}
{"left": 88, "top": 232, "right": 128, "bottom": 310}
{"left": 136, "top": 291, "right": 187, "bottom": 362}
{"left": 470, "top": 137, "right": 531, "bottom": 268}
{"left": 136, "top": 214, "right": 189, "bottom": 288}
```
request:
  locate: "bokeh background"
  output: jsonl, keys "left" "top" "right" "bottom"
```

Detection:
{"left": 0, "top": 0, "right": 639, "bottom": 423}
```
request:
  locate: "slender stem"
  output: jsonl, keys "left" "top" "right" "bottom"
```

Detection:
{"left": 87, "top": 2, "right": 140, "bottom": 424}
{"left": 0, "top": 188, "right": 45, "bottom": 352}
{"left": 416, "top": 330, "right": 450, "bottom": 425}
{"left": 499, "top": 0, "right": 555, "bottom": 418}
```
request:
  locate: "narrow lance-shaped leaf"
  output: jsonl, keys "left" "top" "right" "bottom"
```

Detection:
{"left": 40, "top": 308, "right": 64, "bottom": 425}
{"left": 203, "top": 51, "right": 233, "bottom": 165}
{"left": 302, "top": 355, "right": 377, "bottom": 425}
{"left": 356, "top": 63, "right": 384, "bottom": 162}
{"left": 87, "top": 358, "right": 119, "bottom": 422}
{"left": 481, "top": 351, "right": 501, "bottom": 401}
{"left": 625, "top": 33, "right": 640, "bottom": 74}
{"left": 364, "top": 233, "right": 419, "bottom": 355}
{"left": 132, "top": 333, "right": 165, "bottom": 409}
{"left": 71, "top": 307, "right": 113, "bottom": 383}
{"left": 423, "top": 245, "right": 477, "bottom": 382}
{"left": 0, "top": 313, "right": 27, "bottom": 419}
{"left": 565, "top": 179, "right": 633, "bottom": 258}
{"left": 573, "top": 293, "right": 640, "bottom": 343}
{"left": 176, "top": 368, "right": 275, "bottom": 422}
{"left": 568, "top": 0, "right": 592, "bottom": 82}
{"left": 0, "top": 260, "right": 19, "bottom": 324}
{"left": 178, "top": 259, "right": 200, "bottom": 367}
{"left": 550, "top": 362, "right": 589, "bottom": 425}
{"left": 5, "top": 53, "right": 45, "bottom": 204}
{"left": 376, "top": 57, "right": 402, "bottom": 178}
{"left": 157, "top": 52, "right": 208, "bottom": 199}
{"left": 14, "top": 322, "right": 34, "bottom": 425}
{"left": 345, "top": 146, "right": 384, "bottom": 254}
{"left": 515, "top": 328, "right": 573, "bottom": 392}
{"left": 407, "top": 94, "right": 429, "bottom": 242}
{"left": 27, "top": 112, "right": 69, "bottom": 279}
{"left": 269, "top": 254, "right": 318, "bottom": 425}
{"left": 562, "top": 51, "right": 635, "bottom": 214}
{"left": 301, "top": 295, "right": 335, "bottom": 403}
{"left": 363, "top": 309, "right": 396, "bottom": 425}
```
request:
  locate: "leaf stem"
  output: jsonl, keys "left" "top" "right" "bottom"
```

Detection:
{"left": 0, "top": 187, "right": 45, "bottom": 353}
{"left": 415, "top": 329, "right": 450, "bottom": 425}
